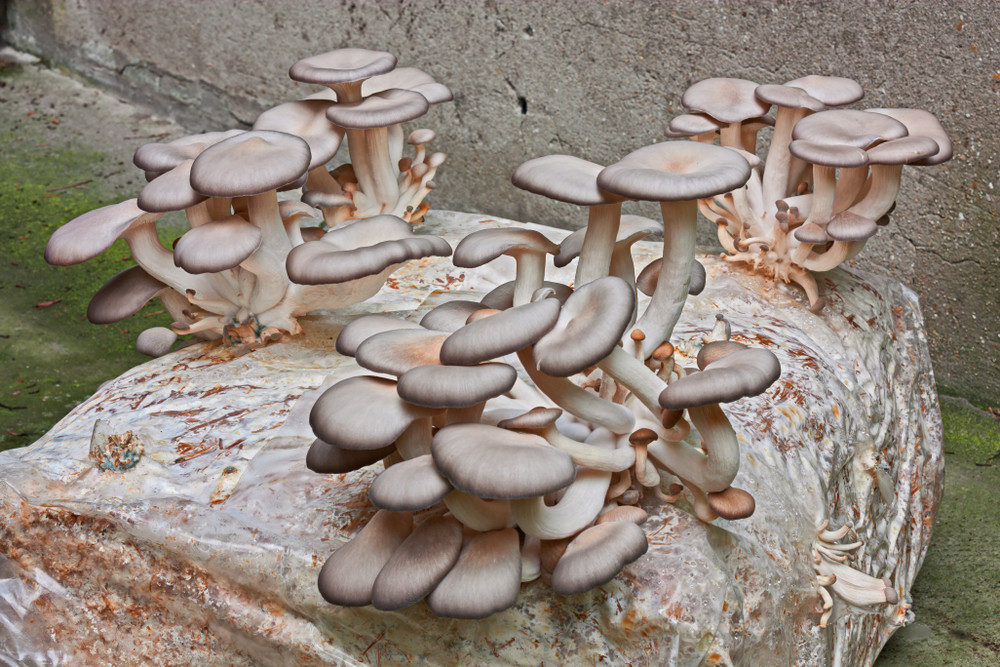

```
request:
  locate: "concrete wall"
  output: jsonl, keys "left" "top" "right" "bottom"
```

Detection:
{"left": 3, "top": 0, "right": 998, "bottom": 404}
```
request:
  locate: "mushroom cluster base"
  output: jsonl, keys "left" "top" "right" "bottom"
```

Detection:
{"left": 0, "top": 211, "right": 942, "bottom": 665}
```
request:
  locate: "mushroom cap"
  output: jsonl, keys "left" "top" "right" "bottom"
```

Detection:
{"left": 137, "top": 159, "right": 207, "bottom": 212}
{"left": 496, "top": 406, "right": 562, "bottom": 431}
{"left": 688, "top": 259, "right": 707, "bottom": 296}
{"left": 866, "top": 108, "right": 952, "bottom": 165}
{"left": 865, "top": 135, "right": 940, "bottom": 165}
{"left": 426, "top": 528, "right": 522, "bottom": 619}
{"left": 135, "top": 326, "right": 177, "bottom": 357}
{"left": 306, "top": 439, "right": 396, "bottom": 474}
{"left": 408, "top": 128, "right": 437, "bottom": 145}
{"left": 172, "top": 215, "right": 263, "bottom": 274}
{"left": 550, "top": 521, "right": 648, "bottom": 596}
{"left": 791, "top": 109, "right": 908, "bottom": 150}
{"left": 665, "top": 113, "right": 724, "bottom": 138}
{"left": 682, "top": 77, "right": 770, "bottom": 124}
{"left": 317, "top": 509, "right": 413, "bottom": 606}
{"left": 325, "top": 89, "right": 430, "bottom": 130}
{"left": 754, "top": 84, "right": 826, "bottom": 111}
{"left": 289, "top": 48, "right": 397, "bottom": 86}
{"left": 480, "top": 280, "right": 572, "bottom": 309}
{"left": 788, "top": 140, "right": 870, "bottom": 168}
{"left": 707, "top": 486, "right": 756, "bottom": 520}
{"left": 354, "top": 328, "right": 449, "bottom": 376}
{"left": 511, "top": 155, "right": 623, "bottom": 206}
{"left": 596, "top": 505, "right": 649, "bottom": 525}
{"left": 793, "top": 222, "right": 831, "bottom": 245}
{"left": 279, "top": 199, "right": 319, "bottom": 225}
{"left": 45, "top": 199, "right": 154, "bottom": 266}
{"left": 554, "top": 214, "right": 660, "bottom": 268}
{"left": 132, "top": 130, "right": 244, "bottom": 172}
{"left": 696, "top": 340, "right": 748, "bottom": 370}
{"left": 783, "top": 75, "right": 863, "bottom": 107}
{"left": 439, "top": 297, "right": 561, "bottom": 365}
{"left": 597, "top": 141, "right": 752, "bottom": 202}
{"left": 419, "top": 300, "right": 487, "bottom": 332}
{"left": 253, "top": 99, "right": 345, "bottom": 169}
{"left": 431, "top": 423, "right": 575, "bottom": 499}
{"left": 533, "top": 277, "right": 635, "bottom": 377}
{"left": 452, "top": 228, "right": 558, "bottom": 268}
{"left": 397, "top": 363, "right": 517, "bottom": 408}
{"left": 826, "top": 211, "right": 878, "bottom": 242}
{"left": 659, "top": 347, "right": 781, "bottom": 409}
{"left": 302, "top": 190, "right": 353, "bottom": 210}
{"left": 87, "top": 265, "right": 166, "bottom": 324}
{"left": 190, "top": 130, "right": 311, "bottom": 197}
{"left": 364, "top": 67, "right": 454, "bottom": 105}
{"left": 371, "top": 515, "right": 463, "bottom": 611}
{"left": 310, "top": 375, "right": 432, "bottom": 450}
{"left": 335, "top": 314, "right": 422, "bottom": 356}
{"left": 369, "top": 455, "right": 451, "bottom": 511}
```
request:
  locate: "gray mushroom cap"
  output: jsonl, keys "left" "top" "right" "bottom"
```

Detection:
{"left": 866, "top": 108, "right": 952, "bottom": 165}
{"left": 865, "top": 135, "right": 940, "bottom": 165}
{"left": 132, "top": 129, "right": 244, "bottom": 172}
{"left": 551, "top": 521, "right": 649, "bottom": 596}
{"left": 659, "top": 347, "right": 781, "bottom": 409}
{"left": 555, "top": 214, "right": 659, "bottom": 268}
{"left": 253, "top": 99, "right": 345, "bottom": 169}
{"left": 791, "top": 110, "right": 908, "bottom": 150}
{"left": 688, "top": 258, "right": 707, "bottom": 295}
{"left": 310, "top": 375, "right": 435, "bottom": 450}
{"left": 452, "top": 228, "right": 558, "bottom": 268}
{"left": 137, "top": 159, "right": 207, "bottom": 212}
{"left": 636, "top": 257, "right": 706, "bottom": 297}
{"left": 419, "top": 300, "right": 487, "bottom": 332}
{"left": 317, "top": 509, "right": 413, "bottom": 607}
{"left": 783, "top": 75, "right": 863, "bottom": 107}
{"left": 135, "top": 326, "right": 178, "bottom": 357}
{"left": 306, "top": 439, "right": 396, "bottom": 474}
{"left": 682, "top": 77, "right": 770, "bottom": 124}
{"left": 288, "top": 48, "right": 397, "bottom": 86}
{"left": 511, "top": 155, "right": 623, "bottom": 206}
{"left": 397, "top": 363, "right": 517, "bottom": 408}
{"left": 302, "top": 191, "right": 353, "bottom": 210}
{"left": 369, "top": 455, "right": 451, "bottom": 511}
{"left": 480, "top": 280, "right": 572, "bottom": 309}
{"left": 826, "top": 211, "right": 878, "bottom": 242}
{"left": 363, "top": 67, "right": 454, "bottom": 105}
{"left": 597, "top": 141, "right": 752, "bottom": 202}
{"left": 87, "top": 265, "right": 166, "bottom": 324}
{"left": 325, "top": 89, "right": 430, "bottom": 130}
{"left": 533, "top": 277, "right": 635, "bottom": 377}
{"left": 696, "top": 340, "right": 748, "bottom": 369}
{"left": 439, "top": 297, "right": 561, "bottom": 365}
{"left": 371, "top": 515, "right": 463, "bottom": 611}
{"left": 354, "top": 328, "right": 449, "bottom": 376}
{"left": 665, "top": 113, "right": 724, "bottom": 138}
{"left": 431, "top": 423, "right": 575, "bottom": 499}
{"left": 793, "top": 222, "right": 831, "bottom": 245}
{"left": 753, "top": 84, "right": 826, "bottom": 111}
{"left": 335, "top": 315, "right": 423, "bottom": 356}
{"left": 788, "top": 140, "right": 869, "bottom": 168}
{"left": 44, "top": 199, "right": 155, "bottom": 266}
{"left": 173, "top": 215, "right": 262, "bottom": 274}
{"left": 190, "top": 130, "right": 311, "bottom": 197}
{"left": 426, "top": 528, "right": 522, "bottom": 619}
{"left": 496, "top": 406, "right": 562, "bottom": 431}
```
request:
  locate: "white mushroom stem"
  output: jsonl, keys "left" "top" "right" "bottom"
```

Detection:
{"left": 521, "top": 536, "right": 541, "bottom": 582}
{"left": 832, "top": 166, "right": 870, "bottom": 213}
{"left": 762, "top": 107, "right": 808, "bottom": 211}
{"left": 346, "top": 126, "right": 399, "bottom": 214}
{"left": 446, "top": 403, "right": 486, "bottom": 424}
{"left": 511, "top": 250, "right": 547, "bottom": 306}
{"left": 814, "top": 559, "right": 898, "bottom": 607}
{"left": 536, "top": 424, "right": 635, "bottom": 472}
{"left": 443, "top": 490, "right": 512, "bottom": 531}
{"left": 305, "top": 165, "right": 342, "bottom": 194}
{"left": 596, "top": 346, "right": 667, "bottom": 416}
{"left": 121, "top": 219, "right": 221, "bottom": 299}
{"left": 574, "top": 202, "right": 623, "bottom": 287}
{"left": 718, "top": 122, "right": 743, "bottom": 150}
{"left": 848, "top": 164, "right": 903, "bottom": 220}
{"left": 627, "top": 200, "right": 698, "bottom": 358}
{"left": 803, "top": 165, "right": 837, "bottom": 227}
{"left": 387, "top": 124, "right": 404, "bottom": 167}
{"left": 395, "top": 418, "right": 432, "bottom": 459}
{"left": 240, "top": 191, "right": 291, "bottom": 313}
{"left": 645, "top": 403, "right": 740, "bottom": 493}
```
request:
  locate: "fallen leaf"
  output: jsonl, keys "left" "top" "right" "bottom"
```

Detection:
{"left": 36, "top": 298, "right": 62, "bottom": 308}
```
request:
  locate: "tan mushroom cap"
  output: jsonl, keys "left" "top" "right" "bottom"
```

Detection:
{"left": 754, "top": 84, "right": 826, "bottom": 111}
{"left": 659, "top": 347, "right": 781, "bottom": 409}
{"left": 597, "top": 141, "right": 752, "bottom": 202}
{"left": 438, "top": 297, "right": 561, "bottom": 365}
{"left": 306, "top": 439, "right": 396, "bottom": 474}
{"left": 135, "top": 326, "right": 178, "bottom": 357}
{"left": 791, "top": 109, "right": 908, "bottom": 150}
{"left": 826, "top": 211, "right": 878, "bottom": 242}
{"left": 173, "top": 215, "right": 262, "bottom": 274}
{"left": 137, "top": 159, "right": 207, "bottom": 212}
{"left": 665, "top": 113, "right": 724, "bottom": 138}
{"left": 309, "top": 375, "right": 435, "bottom": 450}
{"left": 426, "top": 528, "right": 522, "bottom": 619}
{"left": 369, "top": 455, "right": 451, "bottom": 511}
{"left": 288, "top": 48, "right": 397, "bottom": 86}
{"left": 783, "top": 75, "right": 863, "bottom": 107}
{"left": 865, "top": 135, "right": 940, "bottom": 165}
{"left": 87, "top": 265, "right": 166, "bottom": 324}
{"left": 452, "top": 228, "right": 558, "bottom": 268}
{"left": 371, "top": 515, "right": 463, "bottom": 611}
{"left": 325, "top": 89, "right": 430, "bottom": 130}
{"left": 682, "top": 78, "right": 770, "bottom": 124}
{"left": 354, "top": 328, "right": 449, "bottom": 376}
{"left": 496, "top": 406, "right": 562, "bottom": 431}
{"left": 432, "top": 423, "right": 575, "bottom": 499}
{"left": 511, "top": 155, "right": 623, "bottom": 207}
{"left": 419, "top": 300, "right": 486, "bottom": 332}
{"left": 253, "top": 99, "right": 345, "bottom": 169}
{"left": 317, "top": 509, "right": 413, "bottom": 606}
{"left": 533, "top": 276, "right": 636, "bottom": 377}
{"left": 554, "top": 214, "right": 660, "bottom": 268}
{"left": 44, "top": 199, "right": 155, "bottom": 266}
{"left": 696, "top": 340, "right": 748, "bottom": 369}
{"left": 335, "top": 314, "right": 422, "bottom": 356}
{"left": 788, "top": 140, "right": 869, "bottom": 168}
{"left": 132, "top": 129, "right": 244, "bottom": 172}
{"left": 706, "top": 486, "right": 756, "bottom": 520}
{"left": 550, "top": 521, "right": 648, "bottom": 596}
{"left": 190, "top": 130, "right": 311, "bottom": 197}
{"left": 397, "top": 363, "right": 517, "bottom": 408}
{"left": 480, "top": 280, "right": 572, "bottom": 309}
{"left": 596, "top": 505, "right": 649, "bottom": 525}
{"left": 866, "top": 108, "right": 952, "bottom": 165}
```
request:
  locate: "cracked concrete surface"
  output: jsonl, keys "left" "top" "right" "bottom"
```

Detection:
{"left": 2, "top": 0, "right": 998, "bottom": 403}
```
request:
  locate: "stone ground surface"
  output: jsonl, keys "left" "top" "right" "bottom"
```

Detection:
{"left": 0, "top": 57, "right": 996, "bottom": 664}
{"left": 3, "top": 0, "right": 999, "bottom": 406}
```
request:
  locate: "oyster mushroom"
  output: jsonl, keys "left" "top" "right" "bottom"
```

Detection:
{"left": 452, "top": 228, "right": 558, "bottom": 306}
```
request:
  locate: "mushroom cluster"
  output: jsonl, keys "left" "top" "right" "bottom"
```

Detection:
{"left": 307, "top": 140, "right": 786, "bottom": 618}
{"left": 44, "top": 48, "right": 452, "bottom": 354}
{"left": 665, "top": 76, "right": 952, "bottom": 312}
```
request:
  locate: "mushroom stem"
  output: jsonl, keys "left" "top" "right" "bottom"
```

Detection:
{"left": 241, "top": 191, "right": 291, "bottom": 313}
{"left": 762, "top": 107, "right": 807, "bottom": 211}
{"left": 512, "top": 251, "right": 547, "bottom": 306}
{"left": 537, "top": 424, "right": 635, "bottom": 472}
{"left": 395, "top": 418, "right": 432, "bottom": 459}
{"left": 521, "top": 536, "right": 541, "bottom": 582}
{"left": 345, "top": 126, "right": 399, "bottom": 215}
{"left": 645, "top": 403, "right": 740, "bottom": 493}
{"left": 803, "top": 165, "right": 837, "bottom": 227}
{"left": 443, "top": 490, "right": 512, "bottom": 531}
{"left": 848, "top": 164, "right": 903, "bottom": 220}
{"left": 597, "top": 346, "right": 667, "bottom": 416}
{"left": 719, "top": 122, "right": 743, "bottom": 150}
{"left": 815, "top": 559, "right": 898, "bottom": 607}
{"left": 574, "top": 202, "right": 623, "bottom": 287}
{"left": 833, "top": 166, "right": 869, "bottom": 213}
{"left": 121, "top": 219, "right": 220, "bottom": 299}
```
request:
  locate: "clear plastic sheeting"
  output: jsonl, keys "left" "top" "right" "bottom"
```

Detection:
{"left": 0, "top": 211, "right": 943, "bottom": 665}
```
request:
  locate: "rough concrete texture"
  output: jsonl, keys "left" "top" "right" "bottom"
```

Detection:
{"left": 0, "top": 213, "right": 942, "bottom": 664}
{"left": 2, "top": 0, "right": 998, "bottom": 405}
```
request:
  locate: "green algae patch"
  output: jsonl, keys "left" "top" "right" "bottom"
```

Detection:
{"left": 0, "top": 134, "right": 181, "bottom": 450}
